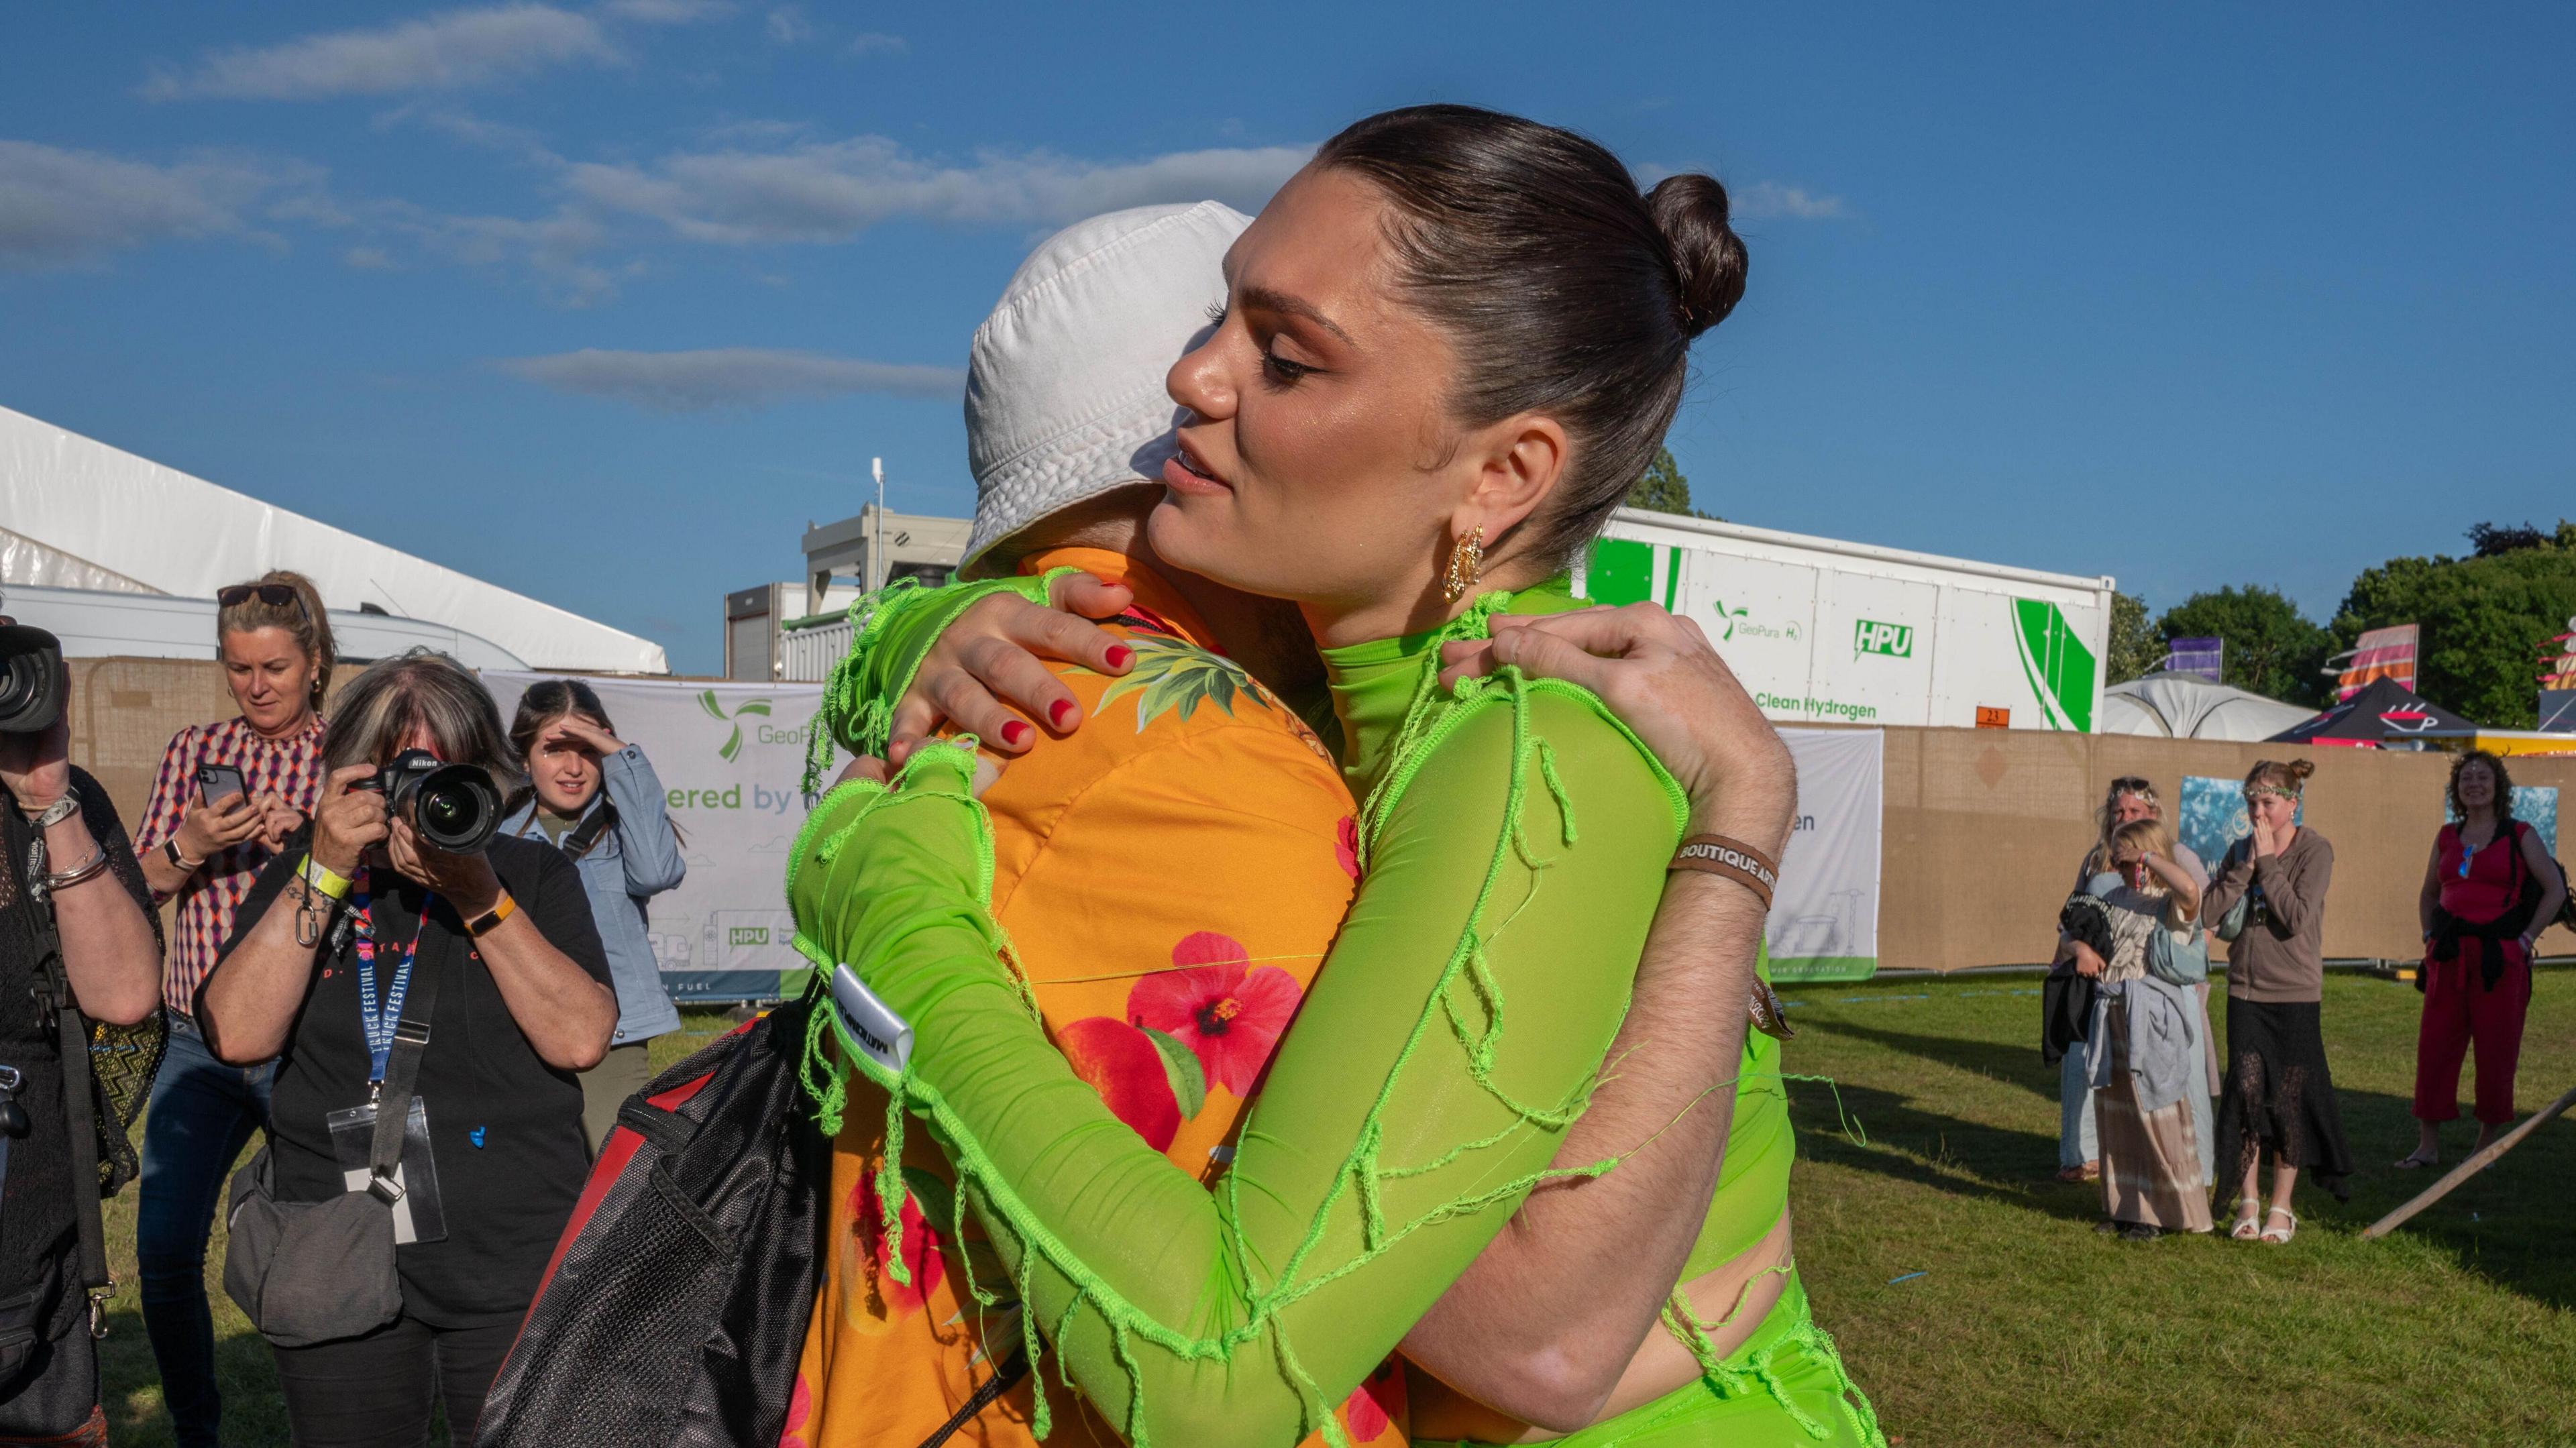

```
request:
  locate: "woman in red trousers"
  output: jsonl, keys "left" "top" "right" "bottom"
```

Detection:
{"left": 2400, "top": 750, "right": 2563, "bottom": 1168}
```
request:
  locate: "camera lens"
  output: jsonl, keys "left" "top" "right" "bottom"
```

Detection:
{"left": 412, "top": 765, "right": 500, "bottom": 853}
{"left": 0, "top": 626, "right": 66, "bottom": 736}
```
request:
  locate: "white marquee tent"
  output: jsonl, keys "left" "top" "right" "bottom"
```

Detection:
{"left": 0, "top": 404, "right": 667, "bottom": 673}
{"left": 2101, "top": 672, "right": 2317, "bottom": 742}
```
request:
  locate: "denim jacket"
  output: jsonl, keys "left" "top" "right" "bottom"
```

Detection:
{"left": 498, "top": 744, "right": 686, "bottom": 1045}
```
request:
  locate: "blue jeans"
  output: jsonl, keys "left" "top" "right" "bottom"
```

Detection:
{"left": 138, "top": 1013, "right": 272, "bottom": 1448}
{"left": 2059, "top": 1037, "right": 2098, "bottom": 1169}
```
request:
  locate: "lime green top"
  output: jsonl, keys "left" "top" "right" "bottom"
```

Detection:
{"left": 792, "top": 578, "right": 1714, "bottom": 1447}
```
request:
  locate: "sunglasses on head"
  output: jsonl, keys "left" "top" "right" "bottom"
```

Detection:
{"left": 217, "top": 583, "right": 302, "bottom": 610}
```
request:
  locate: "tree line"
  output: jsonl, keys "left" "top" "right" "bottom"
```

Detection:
{"left": 2108, "top": 520, "right": 2576, "bottom": 727}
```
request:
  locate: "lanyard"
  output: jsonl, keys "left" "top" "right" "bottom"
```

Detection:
{"left": 352, "top": 872, "right": 437, "bottom": 1084}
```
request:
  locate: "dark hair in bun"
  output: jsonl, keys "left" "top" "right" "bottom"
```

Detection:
{"left": 1313, "top": 104, "right": 1748, "bottom": 567}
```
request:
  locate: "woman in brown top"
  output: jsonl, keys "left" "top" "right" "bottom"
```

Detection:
{"left": 2199, "top": 758, "right": 2349, "bottom": 1243}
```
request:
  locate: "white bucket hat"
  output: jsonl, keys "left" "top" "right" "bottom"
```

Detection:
{"left": 961, "top": 200, "right": 1252, "bottom": 571}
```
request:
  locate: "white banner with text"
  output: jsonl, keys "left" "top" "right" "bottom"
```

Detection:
{"left": 1768, "top": 727, "right": 1884, "bottom": 982}
{"left": 483, "top": 672, "right": 835, "bottom": 1001}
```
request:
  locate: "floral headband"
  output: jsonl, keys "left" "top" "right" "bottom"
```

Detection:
{"left": 2245, "top": 781, "right": 2301, "bottom": 802}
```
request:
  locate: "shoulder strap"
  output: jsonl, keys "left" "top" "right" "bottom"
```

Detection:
{"left": 562, "top": 799, "right": 618, "bottom": 861}
{"left": 21, "top": 902, "right": 112, "bottom": 1331}
{"left": 366, "top": 929, "right": 447, "bottom": 1200}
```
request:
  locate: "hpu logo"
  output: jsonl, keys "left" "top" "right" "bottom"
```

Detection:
{"left": 1854, "top": 619, "right": 1913, "bottom": 659}
{"left": 729, "top": 926, "right": 769, "bottom": 947}
{"left": 697, "top": 691, "right": 773, "bottom": 761}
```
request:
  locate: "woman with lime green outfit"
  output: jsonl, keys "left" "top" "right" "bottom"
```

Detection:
{"left": 794, "top": 105, "right": 1882, "bottom": 1447}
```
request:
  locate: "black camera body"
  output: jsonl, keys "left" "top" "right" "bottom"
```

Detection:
{"left": 360, "top": 749, "right": 502, "bottom": 853}
{"left": 0, "top": 625, "right": 64, "bottom": 736}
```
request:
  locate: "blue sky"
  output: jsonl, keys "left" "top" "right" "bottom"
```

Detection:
{"left": 5, "top": 3, "right": 2570, "bottom": 674}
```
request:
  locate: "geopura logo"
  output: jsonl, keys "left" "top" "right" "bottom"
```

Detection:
{"left": 1853, "top": 619, "right": 1914, "bottom": 660}
{"left": 697, "top": 690, "right": 773, "bottom": 761}
{"left": 1708, "top": 597, "right": 1796, "bottom": 643}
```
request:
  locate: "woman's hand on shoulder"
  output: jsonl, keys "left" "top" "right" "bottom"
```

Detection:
{"left": 885, "top": 573, "right": 1136, "bottom": 767}
{"left": 1439, "top": 602, "right": 1797, "bottom": 852}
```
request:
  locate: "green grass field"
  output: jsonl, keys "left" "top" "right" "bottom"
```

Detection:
{"left": 93, "top": 979, "right": 2576, "bottom": 1447}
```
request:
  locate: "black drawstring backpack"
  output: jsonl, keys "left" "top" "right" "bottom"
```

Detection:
{"left": 474, "top": 993, "right": 827, "bottom": 1448}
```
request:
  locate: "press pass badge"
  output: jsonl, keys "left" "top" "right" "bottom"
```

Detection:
{"left": 325, "top": 1098, "right": 449, "bottom": 1245}
{"left": 828, "top": 963, "right": 913, "bottom": 1075}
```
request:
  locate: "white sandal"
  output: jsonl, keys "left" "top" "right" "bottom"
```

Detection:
{"left": 2259, "top": 1206, "right": 2298, "bottom": 1245}
{"left": 2229, "top": 1198, "right": 2263, "bottom": 1241}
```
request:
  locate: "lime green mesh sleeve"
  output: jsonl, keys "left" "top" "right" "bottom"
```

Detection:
{"left": 800, "top": 568, "right": 1079, "bottom": 792}
{"left": 789, "top": 684, "right": 1684, "bottom": 1448}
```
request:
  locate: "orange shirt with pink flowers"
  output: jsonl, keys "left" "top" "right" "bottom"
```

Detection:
{"left": 784, "top": 547, "right": 1405, "bottom": 1448}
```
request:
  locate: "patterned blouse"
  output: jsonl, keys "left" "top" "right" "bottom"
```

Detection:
{"left": 133, "top": 714, "right": 329, "bottom": 1016}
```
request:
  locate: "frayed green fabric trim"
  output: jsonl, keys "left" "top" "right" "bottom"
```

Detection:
{"left": 801, "top": 568, "right": 1079, "bottom": 795}
{"left": 802, "top": 589, "right": 1700, "bottom": 1445}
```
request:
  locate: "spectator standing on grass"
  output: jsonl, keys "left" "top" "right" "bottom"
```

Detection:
{"left": 2399, "top": 750, "right": 2561, "bottom": 1170}
{"left": 0, "top": 610, "right": 164, "bottom": 1442}
{"left": 2070, "top": 817, "right": 2212, "bottom": 1239}
{"left": 198, "top": 653, "right": 615, "bottom": 1447}
{"left": 2056, "top": 776, "right": 2209, "bottom": 1183}
{"left": 2200, "top": 758, "right": 2349, "bottom": 1244}
{"left": 496, "top": 679, "right": 686, "bottom": 1153}
{"left": 128, "top": 571, "right": 331, "bottom": 1448}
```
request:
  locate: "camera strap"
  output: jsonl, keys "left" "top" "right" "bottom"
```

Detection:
{"left": 365, "top": 932, "right": 443, "bottom": 1203}
{"left": 26, "top": 904, "right": 112, "bottom": 1339}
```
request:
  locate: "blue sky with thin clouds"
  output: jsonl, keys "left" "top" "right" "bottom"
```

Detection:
{"left": 4, "top": 3, "right": 2571, "bottom": 673}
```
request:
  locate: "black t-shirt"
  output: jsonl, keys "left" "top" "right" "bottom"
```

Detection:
{"left": 213, "top": 831, "right": 612, "bottom": 1328}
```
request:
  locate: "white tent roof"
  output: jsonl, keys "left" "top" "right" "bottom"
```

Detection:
{"left": 0, "top": 404, "right": 666, "bottom": 673}
{"left": 2102, "top": 673, "right": 2317, "bottom": 742}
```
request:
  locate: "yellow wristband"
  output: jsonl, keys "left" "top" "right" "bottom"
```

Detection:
{"left": 466, "top": 893, "right": 517, "bottom": 938}
{"left": 300, "top": 854, "right": 353, "bottom": 901}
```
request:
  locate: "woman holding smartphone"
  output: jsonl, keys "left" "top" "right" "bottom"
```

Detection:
{"left": 496, "top": 680, "right": 687, "bottom": 1152}
{"left": 129, "top": 570, "right": 333, "bottom": 1448}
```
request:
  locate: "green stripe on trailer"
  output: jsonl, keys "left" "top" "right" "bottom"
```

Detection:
{"left": 1588, "top": 537, "right": 1656, "bottom": 606}
{"left": 2011, "top": 598, "right": 2097, "bottom": 732}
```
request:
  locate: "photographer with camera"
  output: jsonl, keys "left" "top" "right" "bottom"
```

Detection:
{"left": 128, "top": 570, "right": 331, "bottom": 1448}
{"left": 197, "top": 652, "right": 614, "bottom": 1447}
{"left": 0, "top": 610, "right": 162, "bottom": 1441}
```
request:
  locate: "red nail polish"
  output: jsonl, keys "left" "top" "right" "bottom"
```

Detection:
{"left": 1003, "top": 721, "right": 1032, "bottom": 747}
{"left": 1049, "top": 700, "right": 1075, "bottom": 728}
{"left": 1105, "top": 645, "right": 1134, "bottom": 669}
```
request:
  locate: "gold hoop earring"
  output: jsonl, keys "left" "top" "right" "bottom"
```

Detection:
{"left": 1443, "top": 524, "right": 1486, "bottom": 604}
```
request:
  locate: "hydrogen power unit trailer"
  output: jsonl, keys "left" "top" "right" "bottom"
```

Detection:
{"left": 1577, "top": 510, "right": 2116, "bottom": 733}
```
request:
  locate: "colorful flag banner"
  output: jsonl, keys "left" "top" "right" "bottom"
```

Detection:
{"left": 2334, "top": 623, "right": 2418, "bottom": 700}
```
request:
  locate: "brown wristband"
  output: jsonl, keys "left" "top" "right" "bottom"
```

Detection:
{"left": 1670, "top": 833, "right": 1778, "bottom": 909}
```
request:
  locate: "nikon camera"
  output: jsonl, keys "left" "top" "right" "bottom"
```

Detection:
{"left": 360, "top": 749, "right": 502, "bottom": 853}
{"left": 0, "top": 624, "right": 64, "bottom": 736}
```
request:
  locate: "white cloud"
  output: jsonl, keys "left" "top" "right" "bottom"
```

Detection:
{"left": 597, "top": 0, "right": 733, "bottom": 21}
{"left": 144, "top": 5, "right": 621, "bottom": 101}
{"left": 496, "top": 347, "right": 965, "bottom": 410}
{"left": 764, "top": 6, "right": 812, "bottom": 44}
{"left": 566, "top": 136, "right": 1309, "bottom": 245}
{"left": 0, "top": 140, "right": 313, "bottom": 268}
{"left": 847, "top": 32, "right": 905, "bottom": 57}
{"left": 1733, "top": 181, "right": 1851, "bottom": 221}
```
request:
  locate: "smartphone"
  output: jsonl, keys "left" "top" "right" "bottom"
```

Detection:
{"left": 197, "top": 763, "right": 248, "bottom": 807}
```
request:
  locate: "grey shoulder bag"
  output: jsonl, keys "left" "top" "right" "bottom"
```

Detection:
{"left": 223, "top": 931, "right": 445, "bottom": 1349}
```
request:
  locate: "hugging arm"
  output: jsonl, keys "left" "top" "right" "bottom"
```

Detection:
{"left": 792, "top": 695, "right": 1677, "bottom": 1447}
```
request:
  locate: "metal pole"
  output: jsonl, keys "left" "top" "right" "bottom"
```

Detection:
{"left": 871, "top": 457, "right": 886, "bottom": 591}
